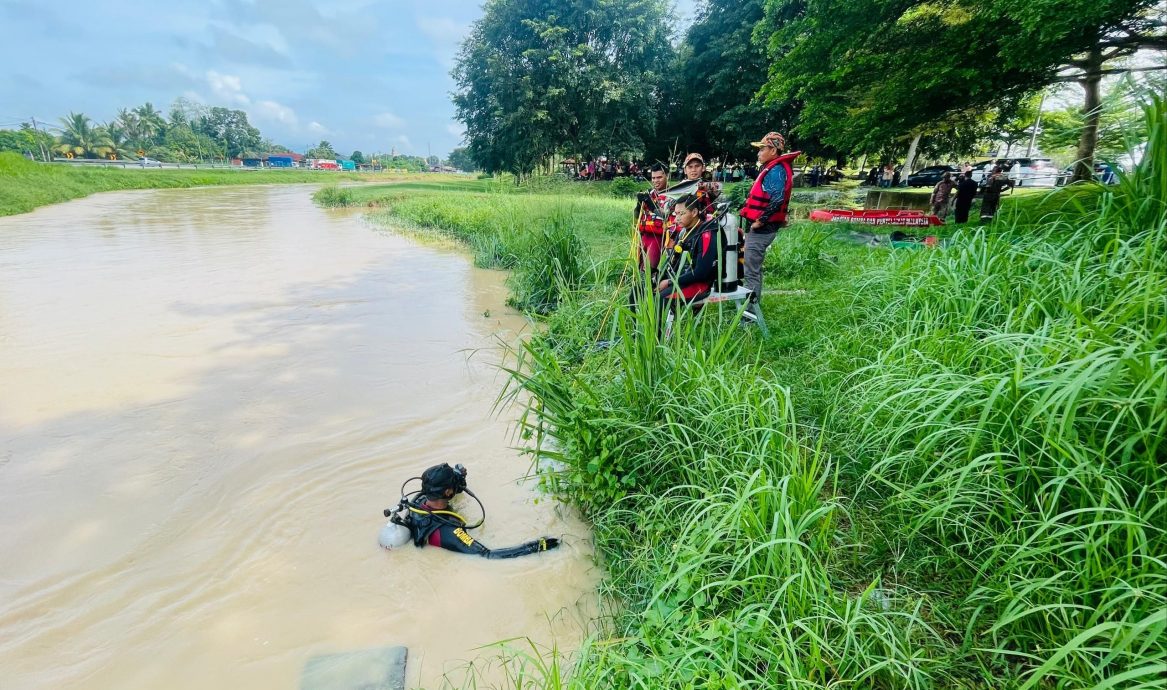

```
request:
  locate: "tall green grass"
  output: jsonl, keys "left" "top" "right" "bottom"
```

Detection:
{"left": 830, "top": 97, "right": 1166, "bottom": 687}
{"left": 499, "top": 293, "right": 949, "bottom": 688}
{"left": 483, "top": 98, "right": 1165, "bottom": 688}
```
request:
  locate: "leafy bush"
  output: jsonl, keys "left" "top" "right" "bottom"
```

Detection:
{"left": 608, "top": 176, "right": 641, "bottom": 198}
{"left": 312, "top": 185, "right": 355, "bottom": 207}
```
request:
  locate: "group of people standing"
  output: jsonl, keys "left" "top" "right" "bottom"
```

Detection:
{"left": 634, "top": 131, "right": 799, "bottom": 310}
{"left": 928, "top": 163, "right": 1014, "bottom": 224}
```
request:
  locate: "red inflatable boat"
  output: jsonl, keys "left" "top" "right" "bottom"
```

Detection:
{"left": 809, "top": 209, "right": 943, "bottom": 227}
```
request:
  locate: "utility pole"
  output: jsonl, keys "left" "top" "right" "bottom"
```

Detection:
{"left": 1025, "top": 91, "right": 1047, "bottom": 158}
{"left": 30, "top": 116, "right": 49, "bottom": 162}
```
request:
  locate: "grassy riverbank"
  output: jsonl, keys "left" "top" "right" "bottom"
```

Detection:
{"left": 0, "top": 152, "right": 447, "bottom": 216}
{"left": 319, "top": 101, "right": 1163, "bottom": 689}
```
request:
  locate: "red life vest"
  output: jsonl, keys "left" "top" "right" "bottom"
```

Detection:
{"left": 637, "top": 189, "right": 667, "bottom": 235}
{"left": 740, "top": 151, "right": 801, "bottom": 224}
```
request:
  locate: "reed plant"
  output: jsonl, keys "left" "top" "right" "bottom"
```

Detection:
{"left": 833, "top": 96, "right": 1166, "bottom": 687}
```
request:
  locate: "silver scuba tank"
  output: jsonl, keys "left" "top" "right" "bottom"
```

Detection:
{"left": 379, "top": 519, "right": 412, "bottom": 550}
{"left": 719, "top": 208, "right": 741, "bottom": 291}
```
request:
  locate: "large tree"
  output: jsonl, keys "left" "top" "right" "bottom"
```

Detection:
{"left": 663, "top": 0, "right": 810, "bottom": 165}
{"left": 194, "top": 107, "right": 261, "bottom": 159}
{"left": 760, "top": 0, "right": 1163, "bottom": 180}
{"left": 447, "top": 146, "right": 478, "bottom": 171}
{"left": 453, "top": 0, "right": 673, "bottom": 178}
{"left": 55, "top": 112, "right": 113, "bottom": 159}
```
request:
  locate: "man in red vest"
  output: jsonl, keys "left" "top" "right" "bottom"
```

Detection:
{"left": 739, "top": 131, "right": 801, "bottom": 302}
{"left": 635, "top": 163, "right": 669, "bottom": 275}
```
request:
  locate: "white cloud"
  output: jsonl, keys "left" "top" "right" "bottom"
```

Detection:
{"left": 446, "top": 122, "right": 463, "bottom": 138}
{"left": 395, "top": 134, "right": 413, "bottom": 150}
{"left": 206, "top": 70, "right": 250, "bottom": 105}
{"left": 373, "top": 111, "right": 405, "bottom": 129}
{"left": 416, "top": 15, "right": 470, "bottom": 67}
{"left": 252, "top": 99, "right": 298, "bottom": 126}
{"left": 308, "top": 121, "right": 330, "bottom": 134}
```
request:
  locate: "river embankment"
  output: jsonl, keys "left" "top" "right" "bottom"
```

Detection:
{"left": 0, "top": 152, "right": 456, "bottom": 217}
{"left": 321, "top": 101, "right": 1165, "bottom": 689}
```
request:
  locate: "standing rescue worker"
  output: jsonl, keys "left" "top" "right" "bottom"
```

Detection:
{"left": 740, "top": 131, "right": 800, "bottom": 302}
{"left": 680, "top": 152, "right": 721, "bottom": 217}
{"left": 953, "top": 171, "right": 978, "bottom": 224}
{"left": 635, "top": 163, "right": 670, "bottom": 275}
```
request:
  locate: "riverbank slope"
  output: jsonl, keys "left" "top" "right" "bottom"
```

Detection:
{"left": 0, "top": 152, "right": 453, "bottom": 217}
{"left": 316, "top": 102, "right": 1163, "bottom": 689}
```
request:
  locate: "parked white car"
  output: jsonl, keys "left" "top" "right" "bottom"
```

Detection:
{"left": 969, "top": 157, "right": 1058, "bottom": 187}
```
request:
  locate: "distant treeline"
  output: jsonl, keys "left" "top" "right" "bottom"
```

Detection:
{"left": 0, "top": 97, "right": 429, "bottom": 170}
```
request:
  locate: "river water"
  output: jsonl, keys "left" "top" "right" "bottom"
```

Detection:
{"left": 0, "top": 185, "right": 598, "bottom": 689}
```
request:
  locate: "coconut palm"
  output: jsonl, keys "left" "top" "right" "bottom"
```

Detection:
{"left": 55, "top": 112, "right": 113, "bottom": 159}
{"left": 104, "top": 122, "right": 136, "bottom": 161}
{"left": 133, "top": 102, "right": 166, "bottom": 146}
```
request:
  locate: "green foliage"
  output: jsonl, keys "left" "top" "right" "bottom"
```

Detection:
{"left": 447, "top": 146, "right": 477, "bottom": 172}
{"left": 193, "top": 106, "right": 261, "bottom": 159}
{"left": 0, "top": 125, "right": 52, "bottom": 159}
{"left": 55, "top": 112, "right": 114, "bottom": 159}
{"left": 306, "top": 140, "right": 338, "bottom": 160}
{"left": 452, "top": 0, "right": 674, "bottom": 177}
{"left": 661, "top": 0, "right": 812, "bottom": 162}
{"left": 607, "top": 176, "right": 641, "bottom": 198}
{"left": 438, "top": 99, "right": 1165, "bottom": 689}
{"left": 759, "top": 0, "right": 1160, "bottom": 158}
{"left": 312, "top": 185, "right": 356, "bottom": 207}
{"left": 1038, "top": 78, "right": 1148, "bottom": 166}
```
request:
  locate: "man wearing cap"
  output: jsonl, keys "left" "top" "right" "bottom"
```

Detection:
{"left": 681, "top": 152, "right": 721, "bottom": 216}
{"left": 740, "top": 131, "right": 801, "bottom": 302}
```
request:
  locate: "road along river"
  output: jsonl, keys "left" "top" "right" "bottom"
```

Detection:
{"left": 0, "top": 185, "right": 598, "bottom": 689}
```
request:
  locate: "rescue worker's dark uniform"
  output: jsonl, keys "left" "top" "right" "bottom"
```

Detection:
{"left": 406, "top": 497, "right": 557, "bottom": 559}
{"left": 954, "top": 174, "right": 978, "bottom": 223}
{"left": 660, "top": 216, "right": 720, "bottom": 303}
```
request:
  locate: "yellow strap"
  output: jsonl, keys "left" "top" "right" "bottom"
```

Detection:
{"left": 408, "top": 506, "right": 469, "bottom": 523}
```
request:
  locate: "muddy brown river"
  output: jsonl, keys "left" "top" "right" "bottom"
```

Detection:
{"left": 0, "top": 185, "right": 598, "bottom": 690}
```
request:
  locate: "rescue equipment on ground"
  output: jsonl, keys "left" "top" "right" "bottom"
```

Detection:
{"left": 809, "top": 209, "right": 943, "bottom": 227}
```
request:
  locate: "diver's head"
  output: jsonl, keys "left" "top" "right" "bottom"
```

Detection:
{"left": 421, "top": 462, "right": 468, "bottom": 501}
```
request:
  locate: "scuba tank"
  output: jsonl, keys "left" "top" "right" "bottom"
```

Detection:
{"left": 717, "top": 203, "right": 741, "bottom": 292}
{"left": 378, "top": 514, "right": 412, "bottom": 550}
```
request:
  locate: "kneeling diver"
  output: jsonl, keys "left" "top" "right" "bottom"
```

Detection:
{"left": 379, "top": 463, "right": 560, "bottom": 558}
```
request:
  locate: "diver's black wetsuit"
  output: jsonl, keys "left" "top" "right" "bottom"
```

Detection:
{"left": 407, "top": 499, "right": 556, "bottom": 559}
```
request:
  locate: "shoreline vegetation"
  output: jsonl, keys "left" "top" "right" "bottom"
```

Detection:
{"left": 0, "top": 152, "right": 445, "bottom": 217}
{"left": 317, "top": 97, "right": 1163, "bottom": 690}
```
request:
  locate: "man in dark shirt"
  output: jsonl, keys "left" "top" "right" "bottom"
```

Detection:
{"left": 953, "top": 172, "right": 979, "bottom": 224}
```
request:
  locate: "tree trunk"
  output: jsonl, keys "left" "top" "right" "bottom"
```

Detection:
{"left": 1072, "top": 43, "right": 1104, "bottom": 183}
{"left": 899, "top": 132, "right": 922, "bottom": 187}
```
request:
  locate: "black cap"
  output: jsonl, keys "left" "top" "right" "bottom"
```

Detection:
{"left": 421, "top": 463, "right": 461, "bottom": 499}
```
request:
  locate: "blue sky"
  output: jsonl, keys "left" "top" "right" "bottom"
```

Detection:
{"left": 0, "top": 0, "right": 696, "bottom": 158}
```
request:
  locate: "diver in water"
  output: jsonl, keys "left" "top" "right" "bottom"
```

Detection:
{"left": 380, "top": 463, "right": 560, "bottom": 559}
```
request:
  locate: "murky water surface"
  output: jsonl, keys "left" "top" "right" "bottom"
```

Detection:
{"left": 0, "top": 186, "right": 597, "bottom": 689}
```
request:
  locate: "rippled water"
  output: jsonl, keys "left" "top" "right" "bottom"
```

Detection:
{"left": 0, "top": 185, "right": 597, "bottom": 689}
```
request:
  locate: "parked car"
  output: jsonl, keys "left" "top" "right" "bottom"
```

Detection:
{"left": 906, "top": 164, "right": 959, "bottom": 187}
{"left": 970, "top": 157, "right": 1057, "bottom": 187}
{"left": 1057, "top": 162, "right": 1120, "bottom": 186}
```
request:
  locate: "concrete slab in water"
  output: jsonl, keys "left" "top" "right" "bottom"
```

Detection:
{"left": 301, "top": 646, "right": 408, "bottom": 690}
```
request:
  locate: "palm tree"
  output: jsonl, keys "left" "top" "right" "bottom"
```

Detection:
{"left": 133, "top": 102, "right": 166, "bottom": 147}
{"left": 55, "top": 112, "right": 113, "bottom": 159}
{"left": 104, "top": 122, "right": 136, "bottom": 161}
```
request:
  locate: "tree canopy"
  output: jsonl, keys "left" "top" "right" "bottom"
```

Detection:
{"left": 452, "top": 0, "right": 673, "bottom": 177}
